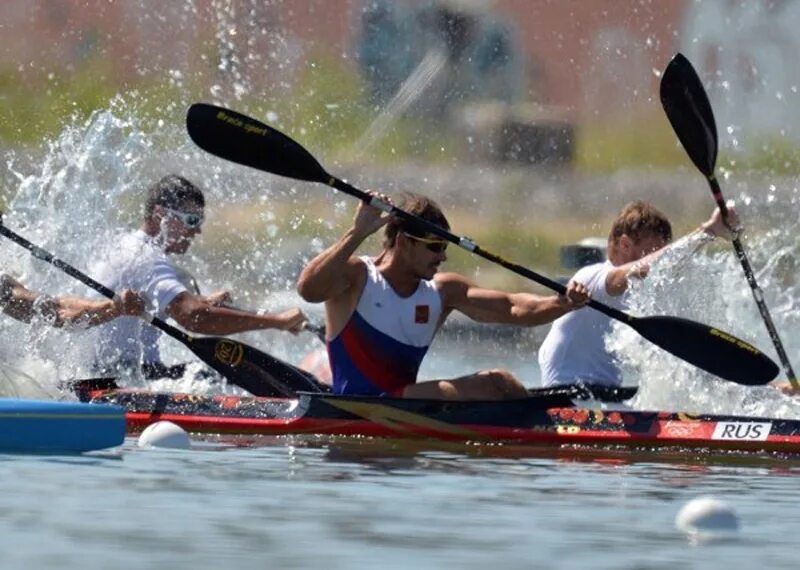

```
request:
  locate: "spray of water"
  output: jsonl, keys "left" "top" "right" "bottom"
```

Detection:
{"left": 0, "top": 104, "right": 322, "bottom": 396}
{"left": 353, "top": 49, "right": 448, "bottom": 157}
{"left": 610, "top": 191, "right": 800, "bottom": 418}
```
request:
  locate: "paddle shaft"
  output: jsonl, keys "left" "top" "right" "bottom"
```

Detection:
{"left": 708, "top": 176, "right": 798, "bottom": 386}
{"left": 330, "top": 177, "right": 630, "bottom": 322}
{"left": 0, "top": 223, "right": 199, "bottom": 347}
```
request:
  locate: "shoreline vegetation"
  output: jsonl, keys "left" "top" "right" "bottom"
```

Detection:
{"left": 4, "top": 53, "right": 800, "bottom": 171}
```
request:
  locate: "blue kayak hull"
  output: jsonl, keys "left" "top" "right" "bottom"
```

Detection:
{"left": 0, "top": 399, "right": 125, "bottom": 453}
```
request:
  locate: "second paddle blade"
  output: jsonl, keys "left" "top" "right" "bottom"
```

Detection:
{"left": 186, "top": 103, "right": 329, "bottom": 184}
{"left": 659, "top": 53, "right": 719, "bottom": 177}
{"left": 634, "top": 315, "right": 779, "bottom": 385}
{"left": 189, "top": 336, "right": 327, "bottom": 397}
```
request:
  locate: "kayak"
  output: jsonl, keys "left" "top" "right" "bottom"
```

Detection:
{"left": 79, "top": 386, "right": 800, "bottom": 456}
{"left": 0, "top": 398, "right": 126, "bottom": 453}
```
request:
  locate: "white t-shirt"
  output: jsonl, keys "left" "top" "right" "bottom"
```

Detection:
{"left": 538, "top": 260, "right": 627, "bottom": 387}
{"left": 91, "top": 230, "right": 188, "bottom": 369}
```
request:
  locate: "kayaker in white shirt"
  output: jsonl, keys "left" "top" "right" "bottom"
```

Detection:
{"left": 91, "top": 174, "right": 308, "bottom": 380}
{"left": 297, "top": 191, "right": 590, "bottom": 400}
{"left": 538, "top": 200, "right": 739, "bottom": 388}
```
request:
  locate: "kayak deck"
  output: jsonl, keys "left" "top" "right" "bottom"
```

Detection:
{"left": 84, "top": 389, "right": 800, "bottom": 456}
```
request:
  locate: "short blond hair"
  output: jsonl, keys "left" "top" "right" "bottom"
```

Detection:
{"left": 608, "top": 201, "right": 672, "bottom": 256}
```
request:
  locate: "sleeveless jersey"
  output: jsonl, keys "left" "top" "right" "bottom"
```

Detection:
{"left": 328, "top": 257, "right": 442, "bottom": 395}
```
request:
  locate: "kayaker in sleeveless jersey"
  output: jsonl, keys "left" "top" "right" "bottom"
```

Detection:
{"left": 327, "top": 256, "right": 442, "bottom": 395}
{"left": 297, "top": 191, "right": 590, "bottom": 400}
{"left": 539, "top": 200, "right": 740, "bottom": 388}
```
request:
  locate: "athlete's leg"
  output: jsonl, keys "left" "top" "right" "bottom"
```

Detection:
{"left": 402, "top": 368, "right": 528, "bottom": 400}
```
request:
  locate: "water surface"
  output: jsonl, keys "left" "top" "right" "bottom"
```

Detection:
{"left": 1, "top": 437, "right": 799, "bottom": 569}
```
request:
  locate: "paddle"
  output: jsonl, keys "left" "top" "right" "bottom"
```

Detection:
{"left": 185, "top": 103, "right": 779, "bottom": 386}
{"left": 660, "top": 52, "right": 798, "bottom": 389}
{"left": 0, "top": 222, "right": 326, "bottom": 397}
{"left": 304, "top": 322, "right": 327, "bottom": 343}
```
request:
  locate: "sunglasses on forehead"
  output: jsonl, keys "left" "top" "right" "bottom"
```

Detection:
{"left": 403, "top": 232, "right": 448, "bottom": 253}
{"left": 162, "top": 207, "right": 204, "bottom": 229}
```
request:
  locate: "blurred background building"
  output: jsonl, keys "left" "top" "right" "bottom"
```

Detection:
{"left": 2, "top": 0, "right": 799, "bottom": 169}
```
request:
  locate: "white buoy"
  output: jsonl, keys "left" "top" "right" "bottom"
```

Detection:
{"left": 675, "top": 496, "right": 739, "bottom": 540}
{"left": 137, "top": 421, "right": 191, "bottom": 450}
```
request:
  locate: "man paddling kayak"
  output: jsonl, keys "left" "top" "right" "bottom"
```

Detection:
{"left": 538, "top": 200, "right": 739, "bottom": 388}
{"left": 0, "top": 273, "right": 143, "bottom": 327}
{"left": 297, "top": 192, "right": 589, "bottom": 400}
{"left": 90, "top": 174, "right": 308, "bottom": 381}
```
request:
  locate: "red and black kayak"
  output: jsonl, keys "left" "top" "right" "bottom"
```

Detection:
{"left": 77, "top": 382, "right": 800, "bottom": 456}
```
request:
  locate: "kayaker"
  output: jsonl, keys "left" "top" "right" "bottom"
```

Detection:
{"left": 90, "top": 174, "right": 308, "bottom": 380}
{"left": 0, "top": 273, "right": 144, "bottom": 327}
{"left": 296, "top": 191, "right": 589, "bottom": 400}
{"left": 538, "top": 200, "right": 739, "bottom": 388}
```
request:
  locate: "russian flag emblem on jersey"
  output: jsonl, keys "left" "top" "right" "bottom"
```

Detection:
{"left": 415, "top": 304, "right": 429, "bottom": 323}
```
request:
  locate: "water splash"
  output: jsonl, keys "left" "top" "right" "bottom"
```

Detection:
{"left": 610, "top": 193, "right": 800, "bottom": 418}
{"left": 352, "top": 49, "right": 448, "bottom": 156}
{"left": 0, "top": 97, "right": 322, "bottom": 395}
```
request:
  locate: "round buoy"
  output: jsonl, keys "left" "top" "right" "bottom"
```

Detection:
{"left": 675, "top": 496, "right": 739, "bottom": 539}
{"left": 137, "top": 421, "right": 191, "bottom": 450}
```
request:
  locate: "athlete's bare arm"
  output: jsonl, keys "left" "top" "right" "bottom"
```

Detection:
{"left": 0, "top": 274, "right": 144, "bottom": 327}
{"left": 166, "top": 292, "right": 306, "bottom": 336}
{"left": 436, "top": 273, "right": 589, "bottom": 326}
{"left": 297, "top": 191, "right": 391, "bottom": 337}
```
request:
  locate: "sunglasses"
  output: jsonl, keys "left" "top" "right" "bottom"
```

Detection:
{"left": 162, "top": 207, "right": 204, "bottom": 229}
{"left": 403, "top": 233, "right": 448, "bottom": 253}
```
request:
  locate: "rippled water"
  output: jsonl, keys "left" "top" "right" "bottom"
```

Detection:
{"left": 2, "top": 438, "right": 800, "bottom": 570}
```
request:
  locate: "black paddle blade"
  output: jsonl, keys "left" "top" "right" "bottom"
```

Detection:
{"left": 186, "top": 103, "right": 330, "bottom": 184}
{"left": 188, "top": 336, "right": 328, "bottom": 397}
{"left": 660, "top": 53, "right": 718, "bottom": 177}
{"left": 632, "top": 315, "right": 779, "bottom": 385}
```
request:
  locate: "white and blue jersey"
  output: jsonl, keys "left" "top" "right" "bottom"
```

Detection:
{"left": 328, "top": 257, "right": 442, "bottom": 396}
